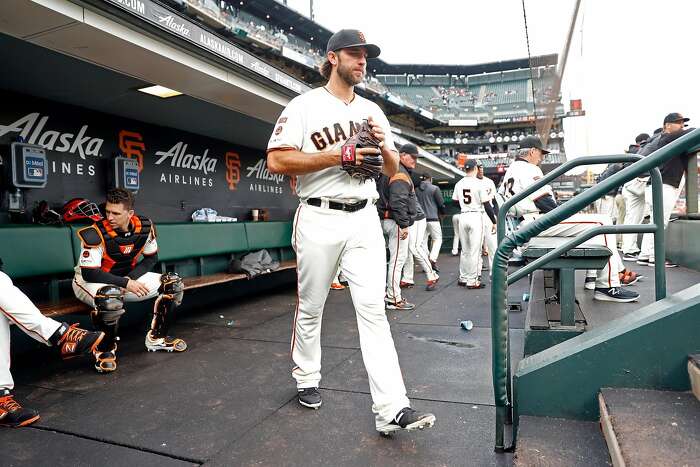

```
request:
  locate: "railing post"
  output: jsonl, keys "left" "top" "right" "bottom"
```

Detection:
{"left": 686, "top": 151, "right": 698, "bottom": 215}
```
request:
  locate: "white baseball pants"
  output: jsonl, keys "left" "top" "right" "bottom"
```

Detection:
{"left": 402, "top": 218, "right": 438, "bottom": 284}
{"left": 639, "top": 183, "right": 682, "bottom": 261}
{"left": 0, "top": 271, "right": 61, "bottom": 391}
{"left": 458, "top": 212, "right": 484, "bottom": 285}
{"left": 621, "top": 181, "right": 647, "bottom": 255}
{"left": 422, "top": 221, "right": 443, "bottom": 263}
{"left": 481, "top": 213, "right": 497, "bottom": 273}
{"left": 383, "top": 219, "right": 409, "bottom": 304}
{"left": 73, "top": 271, "right": 162, "bottom": 307}
{"left": 526, "top": 213, "right": 622, "bottom": 288}
{"left": 451, "top": 214, "right": 461, "bottom": 255}
{"left": 291, "top": 202, "right": 410, "bottom": 427}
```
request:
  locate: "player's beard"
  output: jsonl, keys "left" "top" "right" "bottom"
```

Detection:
{"left": 336, "top": 57, "right": 364, "bottom": 87}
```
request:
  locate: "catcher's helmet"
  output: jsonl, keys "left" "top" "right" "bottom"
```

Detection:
{"left": 62, "top": 198, "right": 102, "bottom": 223}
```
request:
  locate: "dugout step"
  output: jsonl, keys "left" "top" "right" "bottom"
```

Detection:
{"left": 599, "top": 388, "right": 700, "bottom": 467}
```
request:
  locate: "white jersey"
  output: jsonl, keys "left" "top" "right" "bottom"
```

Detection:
{"left": 498, "top": 159, "right": 553, "bottom": 216}
{"left": 452, "top": 175, "right": 489, "bottom": 212}
{"left": 267, "top": 87, "right": 397, "bottom": 201}
{"left": 480, "top": 176, "right": 497, "bottom": 202}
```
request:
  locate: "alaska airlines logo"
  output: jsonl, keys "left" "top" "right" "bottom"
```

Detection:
{"left": 225, "top": 151, "right": 241, "bottom": 191}
{"left": 154, "top": 142, "right": 217, "bottom": 175}
{"left": 156, "top": 14, "right": 191, "bottom": 37}
{"left": 0, "top": 113, "right": 104, "bottom": 160}
{"left": 246, "top": 159, "right": 284, "bottom": 184}
{"left": 119, "top": 130, "right": 145, "bottom": 172}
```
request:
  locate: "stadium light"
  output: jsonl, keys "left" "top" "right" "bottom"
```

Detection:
{"left": 137, "top": 85, "right": 182, "bottom": 98}
{"left": 455, "top": 138, "right": 462, "bottom": 144}
{"left": 558, "top": 131, "right": 565, "bottom": 138}
{"left": 496, "top": 136, "right": 503, "bottom": 143}
{"left": 435, "top": 138, "right": 442, "bottom": 144}
{"left": 519, "top": 134, "right": 525, "bottom": 141}
{"left": 266, "top": 14, "right": 270, "bottom": 19}
{"left": 550, "top": 131, "right": 557, "bottom": 139}
{"left": 503, "top": 136, "right": 511, "bottom": 143}
{"left": 489, "top": 137, "right": 496, "bottom": 144}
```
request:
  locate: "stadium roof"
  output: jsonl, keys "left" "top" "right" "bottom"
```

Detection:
{"left": 240, "top": 2, "right": 557, "bottom": 77}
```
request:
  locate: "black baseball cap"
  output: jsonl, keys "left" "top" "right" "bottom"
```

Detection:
{"left": 464, "top": 159, "right": 478, "bottom": 169}
{"left": 635, "top": 133, "right": 650, "bottom": 144}
{"left": 519, "top": 135, "right": 550, "bottom": 154}
{"left": 663, "top": 112, "right": 690, "bottom": 125}
{"left": 400, "top": 143, "right": 420, "bottom": 157}
{"left": 326, "top": 29, "right": 380, "bottom": 58}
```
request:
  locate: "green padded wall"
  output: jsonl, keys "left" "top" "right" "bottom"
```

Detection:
{"left": 155, "top": 223, "right": 249, "bottom": 262}
{"left": 245, "top": 222, "right": 293, "bottom": 250}
{"left": 0, "top": 226, "right": 76, "bottom": 278}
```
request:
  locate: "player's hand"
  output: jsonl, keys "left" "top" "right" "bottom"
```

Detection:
{"left": 354, "top": 147, "right": 381, "bottom": 165}
{"left": 399, "top": 227, "right": 409, "bottom": 240}
{"left": 367, "top": 116, "right": 385, "bottom": 149}
{"left": 125, "top": 279, "right": 149, "bottom": 297}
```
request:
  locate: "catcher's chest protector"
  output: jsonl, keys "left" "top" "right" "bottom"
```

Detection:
{"left": 96, "top": 217, "right": 152, "bottom": 275}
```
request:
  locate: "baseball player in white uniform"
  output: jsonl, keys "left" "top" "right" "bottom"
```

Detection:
{"left": 0, "top": 260, "right": 104, "bottom": 427}
{"left": 498, "top": 136, "right": 640, "bottom": 302}
{"left": 477, "top": 162, "right": 498, "bottom": 274}
{"left": 451, "top": 214, "right": 461, "bottom": 256}
{"left": 452, "top": 159, "right": 497, "bottom": 288}
{"left": 621, "top": 134, "right": 650, "bottom": 260}
{"left": 266, "top": 29, "right": 434, "bottom": 434}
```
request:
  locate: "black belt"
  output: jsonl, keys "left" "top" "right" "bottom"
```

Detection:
{"left": 307, "top": 198, "right": 368, "bottom": 213}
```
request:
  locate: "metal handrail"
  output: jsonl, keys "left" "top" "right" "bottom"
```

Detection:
{"left": 491, "top": 128, "right": 700, "bottom": 451}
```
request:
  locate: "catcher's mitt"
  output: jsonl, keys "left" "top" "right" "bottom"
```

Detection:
{"left": 340, "top": 120, "right": 383, "bottom": 181}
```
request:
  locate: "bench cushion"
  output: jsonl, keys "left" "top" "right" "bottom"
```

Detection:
{"left": 0, "top": 226, "right": 76, "bottom": 278}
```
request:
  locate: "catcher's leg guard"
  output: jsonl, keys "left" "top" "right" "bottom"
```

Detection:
{"left": 91, "top": 286, "right": 124, "bottom": 372}
{"left": 145, "top": 273, "right": 187, "bottom": 352}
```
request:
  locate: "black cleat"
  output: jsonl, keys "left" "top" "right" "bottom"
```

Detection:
{"left": 58, "top": 323, "right": 104, "bottom": 360}
{"left": 377, "top": 407, "right": 436, "bottom": 435}
{"left": 298, "top": 387, "right": 322, "bottom": 409}
{"left": 0, "top": 391, "right": 40, "bottom": 428}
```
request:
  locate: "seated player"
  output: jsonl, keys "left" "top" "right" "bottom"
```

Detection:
{"left": 499, "top": 136, "right": 640, "bottom": 303}
{"left": 0, "top": 259, "right": 103, "bottom": 427}
{"left": 72, "top": 188, "right": 187, "bottom": 373}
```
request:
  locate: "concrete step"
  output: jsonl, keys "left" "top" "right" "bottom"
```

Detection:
{"left": 598, "top": 388, "right": 700, "bottom": 466}
{"left": 689, "top": 354, "right": 700, "bottom": 402}
{"left": 514, "top": 415, "right": 611, "bottom": 466}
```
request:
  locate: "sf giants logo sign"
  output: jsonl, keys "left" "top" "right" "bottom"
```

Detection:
{"left": 225, "top": 151, "right": 241, "bottom": 191}
{"left": 119, "top": 245, "right": 134, "bottom": 255}
{"left": 119, "top": 130, "right": 145, "bottom": 172}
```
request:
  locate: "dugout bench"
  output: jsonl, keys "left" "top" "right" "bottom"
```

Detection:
{"left": 520, "top": 236, "right": 612, "bottom": 356}
{"left": 0, "top": 221, "right": 296, "bottom": 319}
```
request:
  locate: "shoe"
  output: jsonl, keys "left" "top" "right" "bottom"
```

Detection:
{"left": 57, "top": 323, "right": 104, "bottom": 360}
{"left": 636, "top": 257, "right": 650, "bottom": 266}
{"left": 593, "top": 287, "right": 639, "bottom": 302}
{"left": 584, "top": 277, "right": 596, "bottom": 290}
{"left": 430, "top": 260, "right": 439, "bottom": 273}
{"left": 425, "top": 278, "right": 439, "bottom": 291}
{"left": 377, "top": 407, "right": 436, "bottom": 435}
{"left": 94, "top": 344, "right": 118, "bottom": 373}
{"left": 145, "top": 331, "right": 188, "bottom": 352}
{"left": 467, "top": 282, "right": 486, "bottom": 289}
{"left": 0, "top": 390, "right": 40, "bottom": 428}
{"left": 623, "top": 253, "right": 639, "bottom": 261}
{"left": 619, "top": 271, "right": 639, "bottom": 286}
{"left": 451, "top": 251, "right": 459, "bottom": 256}
{"left": 385, "top": 299, "right": 416, "bottom": 311}
{"left": 330, "top": 282, "right": 346, "bottom": 290}
{"left": 399, "top": 281, "right": 414, "bottom": 289}
{"left": 648, "top": 259, "right": 678, "bottom": 268}
{"left": 298, "top": 387, "right": 322, "bottom": 409}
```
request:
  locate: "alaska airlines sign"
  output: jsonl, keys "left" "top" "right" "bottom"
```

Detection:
{"left": 104, "top": 0, "right": 308, "bottom": 94}
{"left": 0, "top": 92, "right": 297, "bottom": 222}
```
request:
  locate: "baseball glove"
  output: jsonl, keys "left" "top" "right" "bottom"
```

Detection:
{"left": 340, "top": 120, "right": 383, "bottom": 181}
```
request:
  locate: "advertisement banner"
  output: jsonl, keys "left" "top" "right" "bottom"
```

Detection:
{"left": 0, "top": 92, "right": 298, "bottom": 222}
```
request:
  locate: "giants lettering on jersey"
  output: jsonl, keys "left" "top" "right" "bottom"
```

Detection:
{"left": 310, "top": 121, "right": 361, "bottom": 150}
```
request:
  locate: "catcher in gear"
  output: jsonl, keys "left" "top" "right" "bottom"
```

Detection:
{"left": 72, "top": 188, "right": 187, "bottom": 373}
